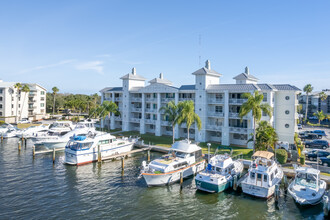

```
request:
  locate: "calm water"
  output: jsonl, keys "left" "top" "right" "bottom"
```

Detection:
{"left": 0, "top": 138, "right": 325, "bottom": 220}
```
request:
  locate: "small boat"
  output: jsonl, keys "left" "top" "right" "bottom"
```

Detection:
{"left": 2, "top": 127, "right": 20, "bottom": 138}
{"left": 195, "top": 154, "right": 244, "bottom": 193}
{"left": 140, "top": 140, "right": 205, "bottom": 186}
{"left": 34, "top": 121, "right": 96, "bottom": 149}
{"left": 0, "top": 123, "right": 14, "bottom": 134}
{"left": 30, "top": 121, "right": 74, "bottom": 142}
{"left": 64, "top": 132, "right": 138, "bottom": 165}
{"left": 241, "top": 151, "right": 283, "bottom": 199}
{"left": 288, "top": 166, "right": 326, "bottom": 205}
{"left": 16, "top": 124, "right": 50, "bottom": 138}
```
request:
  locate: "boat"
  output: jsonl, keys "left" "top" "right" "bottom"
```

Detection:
{"left": 0, "top": 123, "right": 14, "bottom": 134}
{"left": 30, "top": 121, "right": 74, "bottom": 141}
{"left": 288, "top": 166, "right": 326, "bottom": 205}
{"left": 195, "top": 154, "right": 244, "bottom": 193}
{"left": 241, "top": 151, "right": 283, "bottom": 198}
{"left": 64, "top": 132, "right": 138, "bottom": 165}
{"left": 34, "top": 121, "right": 96, "bottom": 149}
{"left": 16, "top": 124, "right": 50, "bottom": 138}
{"left": 2, "top": 127, "right": 20, "bottom": 138}
{"left": 140, "top": 140, "right": 205, "bottom": 186}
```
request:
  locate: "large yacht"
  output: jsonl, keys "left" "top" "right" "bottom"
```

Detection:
{"left": 16, "top": 124, "right": 50, "bottom": 138}
{"left": 288, "top": 167, "right": 326, "bottom": 205}
{"left": 30, "top": 121, "right": 74, "bottom": 141}
{"left": 241, "top": 151, "right": 283, "bottom": 198}
{"left": 64, "top": 132, "right": 138, "bottom": 165}
{"left": 140, "top": 140, "right": 205, "bottom": 186}
{"left": 195, "top": 154, "right": 244, "bottom": 193}
{"left": 0, "top": 123, "right": 14, "bottom": 134}
{"left": 34, "top": 120, "right": 96, "bottom": 149}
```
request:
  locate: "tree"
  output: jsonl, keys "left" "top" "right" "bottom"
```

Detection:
{"left": 177, "top": 100, "right": 201, "bottom": 141}
{"left": 14, "top": 83, "right": 22, "bottom": 123}
{"left": 100, "top": 101, "right": 119, "bottom": 130}
{"left": 303, "top": 84, "right": 313, "bottom": 123}
{"left": 159, "top": 100, "right": 180, "bottom": 144}
{"left": 248, "top": 121, "right": 278, "bottom": 151}
{"left": 20, "top": 84, "right": 30, "bottom": 120}
{"left": 52, "top": 87, "right": 59, "bottom": 116}
{"left": 239, "top": 91, "right": 272, "bottom": 152}
{"left": 319, "top": 91, "right": 328, "bottom": 101}
{"left": 313, "top": 110, "right": 325, "bottom": 124}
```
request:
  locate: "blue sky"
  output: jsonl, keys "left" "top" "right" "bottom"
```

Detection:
{"left": 0, "top": 0, "right": 329, "bottom": 94}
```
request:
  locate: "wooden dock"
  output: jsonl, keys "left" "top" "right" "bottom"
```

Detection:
{"left": 134, "top": 142, "right": 170, "bottom": 153}
{"left": 100, "top": 147, "right": 150, "bottom": 161}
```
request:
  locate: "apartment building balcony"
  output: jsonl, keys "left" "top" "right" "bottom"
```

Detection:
{"left": 161, "top": 98, "right": 174, "bottom": 103}
{"left": 131, "top": 107, "right": 142, "bottom": 112}
{"left": 114, "top": 97, "right": 122, "bottom": 101}
{"left": 208, "top": 98, "right": 224, "bottom": 104}
{"left": 206, "top": 124, "right": 222, "bottom": 131}
{"left": 146, "top": 98, "right": 157, "bottom": 102}
{"left": 145, "top": 119, "right": 156, "bottom": 124}
{"left": 114, "top": 116, "right": 122, "bottom": 121}
{"left": 229, "top": 127, "right": 248, "bottom": 133}
{"left": 208, "top": 111, "right": 224, "bottom": 118}
{"left": 130, "top": 118, "right": 141, "bottom": 123}
{"left": 131, "top": 97, "right": 142, "bottom": 102}
{"left": 209, "top": 136, "right": 221, "bottom": 142}
{"left": 179, "top": 98, "right": 194, "bottom": 101}
{"left": 28, "top": 99, "right": 36, "bottom": 103}
{"left": 229, "top": 99, "right": 246, "bottom": 104}
{"left": 161, "top": 121, "right": 170, "bottom": 126}
{"left": 145, "top": 108, "right": 157, "bottom": 113}
{"left": 103, "top": 97, "right": 112, "bottom": 101}
{"left": 28, "top": 106, "right": 37, "bottom": 109}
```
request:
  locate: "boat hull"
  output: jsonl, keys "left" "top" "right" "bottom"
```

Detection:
{"left": 241, "top": 182, "right": 275, "bottom": 199}
{"left": 35, "top": 141, "right": 67, "bottom": 149}
{"left": 195, "top": 178, "right": 231, "bottom": 193}
{"left": 142, "top": 161, "right": 205, "bottom": 186}
{"left": 288, "top": 181, "right": 326, "bottom": 205}
{"left": 64, "top": 143, "right": 134, "bottom": 165}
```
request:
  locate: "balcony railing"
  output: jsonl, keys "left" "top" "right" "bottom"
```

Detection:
{"left": 114, "top": 116, "right": 121, "bottom": 121}
{"left": 114, "top": 97, "right": 122, "bottom": 101}
{"left": 208, "top": 112, "right": 224, "bottom": 118}
{"left": 145, "top": 108, "right": 157, "bottom": 113}
{"left": 161, "top": 98, "right": 174, "bottom": 103}
{"left": 229, "top": 112, "right": 240, "bottom": 118}
{"left": 28, "top": 100, "right": 36, "bottom": 103}
{"left": 229, "top": 127, "right": 248, "bottom": 133}
{"left": 145, "top": 119, "right": 156, "bottom": 124}
{"left": 229, "top": 99, "right": 246, "bottom": 104}
{"left": 130, "top": 118, "right": 140, "bottom": 123}
{"left": 131, "top": 107, "right": 142, "bottom": 112}
{"left": 161, "top": 121, "right": 170, "bottom": 126}
{"left": 131, "top": 97, "right": 142, "bottom": 102}
{"left": 206, "top": 125, "right": 222, "bottom": 131}
{"left": 103, "top": 97, "right": 112, "bottom": 101}
{"left": 208, "top": 98, "right": 224, "bottom": 104}
{"left": 145, "top": 98, "right": 157, "bottom": 102}
{"left": 179, "top": 98, "right": 194, "bottom": 101}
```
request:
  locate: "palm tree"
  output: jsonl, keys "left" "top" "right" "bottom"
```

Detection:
{"left": 20, "top": 84, "right": 30, "bottom": 120}
{"left": 239, "top": 91, "right": 272, "bottom": 152}
{"left": 303, "top": 84, "right": 313, "bottom": 123}
{"left": 313, "top": 110, "right": 325, "bottom": 124}
{"left": 14, "top": 83, "right": 22, "bottom": 123}
{"left": 159, "top": 100, "right": 180, "bottom": 143}
{"left": 319, "top": 91, "right": 328, "bottom": 101}
{"left": 100, "top": 101, "right": 119, "bottom": 130}
{"left": 52, "top": 87, "right": 59, "bottom": 116}
{"left": 248, "top": 121, "right": 278, "bottom": 151}
{"left": 177, "top": 100, "right": 202, "bottom": 141}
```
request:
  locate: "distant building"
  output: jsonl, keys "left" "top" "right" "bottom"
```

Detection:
{"left": 299, "top": 90, "right": 330, "bottom": 117}
{"left": 0, "top": 80, "right": 47, "bottom": 123}
{"left": 100, "top": 61, "right": 300, "bottom": 147}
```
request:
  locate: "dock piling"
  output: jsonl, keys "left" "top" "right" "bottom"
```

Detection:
{"left": 98, "top": 145, "right": 101, "bottom": 163}
{"left": 233, "top": 175, "right": 238, "bottom": 191}
{"left": 147, "top": 149, "right": 150, "bottom": 162}
{"left": 52, "top": 148, "right": 55, "bottom": 164}
{"left": 18, "top": 141, "right": 21, "bottom": 151}
{"left": 275, "top": 184, "right": 280, "bottom": 201}
{"left": 1, "top": 134, "right": 3, "bottom": 142}
{"left": 180, "top": 172, "right": 183, "bottom": 191}
{"left": 32, "top": 146, "right": 35, "bottom": 159}
{"left": 323, "top": 195, "right": 329, "bottom": 217}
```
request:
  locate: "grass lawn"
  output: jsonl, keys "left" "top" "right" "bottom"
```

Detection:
{"left": 114, "top": 131, "right": 253, "bottom": 159}
{"left": 17, "top": 124, "right": 45, "bottom": 129}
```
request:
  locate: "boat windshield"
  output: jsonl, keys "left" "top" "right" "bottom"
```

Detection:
{"left": 175, "top": 151, "right": 188, "bottom": 158}
{"left": 295, "top": 172, "right": 317, "bottom": 188}
{"left": 66, "top": 141, "right": 93, "bottom": 150}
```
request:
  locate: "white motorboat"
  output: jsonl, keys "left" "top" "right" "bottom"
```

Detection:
{"left": 16, "top": 124, "right": 50, "bottom": 138}
{"left": 0, "top": 123, "right": 14, "bottom": 134}
{"left": 34, "top": 121, "right": 96, "bottom": 149}
{"left": 140, "top": 140, "right": 205, "bottom": 187}
{"left": 241, "top": 151, "right": 283, "bottom": 199}
{"left": 30, "top": 121, "right": 74, "bottom": 141}
{"left": 288, "top": 167, "right": 326, "bottom": 205}
{"left": 195, "top": 154, "right": 244, "bottom": 193}
{"left": 2, "top": 127, "right": 20, "bottom": 138}
{"left": 64, "top": 132, "right": 138, "bottom": 165}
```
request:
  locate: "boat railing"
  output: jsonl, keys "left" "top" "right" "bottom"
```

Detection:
{"left": 232, "top": 153, "right": 244, "bottom": 160}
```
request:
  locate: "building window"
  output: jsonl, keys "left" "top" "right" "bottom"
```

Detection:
{"left": 40, "top": 103, "right": 44, "bottom": 107}
{"left": 285, "top": 110, "right": 289, "bottom": 115}
{"left": 285, "top": 96, "right": 290, "bottom": 100}
{"left": 0, "top": 104, "right": 2, "bottom": 109}
{"left": 12, "top": 104, "right": 14, "bottom": 108}
{"left": 0, "top": 97, "right": 2, "bottom": 101}
{"left": 40, "top": 91, "right": 45, "bottom": 95}
{"left": 0, "top": 89, "right": 2, "bottom": 94}
{"left": 215, "top": 106, "right": 222, "bottom": 113}
{"left": 263, "top": 93, "right": 267, "bottom": 102}
{"left": 0, "top": 112, "right": 2, "bottom": 116}
{"left": 41, "top": 97, "right": 45, "bottom": 101}
{"left": 285, "top": 124, "right": 289, "bottom": 128}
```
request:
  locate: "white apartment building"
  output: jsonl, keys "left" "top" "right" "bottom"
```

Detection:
{"left": 299, "top": 90, "right": 330, "bottom": 117}
{"left": 0, "top": 80, "right": 47, "bottom": 123}
{"left": 100, "top": 61, "right": 300, "bottom": 148}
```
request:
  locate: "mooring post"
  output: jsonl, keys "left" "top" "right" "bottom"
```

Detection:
{"left": 52, "top": 148, "right": 55, "bottom": 164}
{"left": 22, "top": 135, "right": 24, "bottom": 142}
{"left": 275, "top": 184, "right": 279, "bottom": 201}
{"left": 1, "top": 133, "right": 3, "bottom": 142}
{"left": 98, "top": 145, "right": 101, "bottom": 163}
{"left": 25, "top": 138, "right": 27, "bottom": 148}
{"left": 147, "top": 149, "right": 150, "bottom": 162}
{"left": 18, "top": 141, "right": 21, "bottom": 151}
{"left": 233, "top": 175, "right": 238, "bottom": 191}
{"left": 32, "top": 145, "right": 35, "bottom": 159}
{"left": 121, "top": 157, "right": 124, "bottom": 170}
{"left": 180, "top": 171, "right": 183, "bottom": 191}
{"left": 284, "top": 175, "right": 288, "bottom": 191}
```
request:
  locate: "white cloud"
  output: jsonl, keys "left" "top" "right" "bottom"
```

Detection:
{"left": 75, "top": 61, "right": 104, "bottom": 75}
{"left": 19, "top": 59, "right": 76, "bottom": 74}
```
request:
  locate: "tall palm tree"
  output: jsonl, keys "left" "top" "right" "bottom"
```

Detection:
{"left": 303, "top": 84, "right": 313, "bottom": 123}
{"left": 313, "top": 110, "right": 325, "bottom": 124}
{"left": 101, "top": 101, "right": 119, "bottom": 130}
{"left": 177, "top": 100, "right": 202, "bottom": 141}
{"left": 250, "top": 121, "right": 278, "bottom": 151}
{"left": 319, "top": 91, "right": 328, "bottom": 101}
{"left": 20, "top": 84, "right": 30, "bottom": 120}
{"left": 14, "top": 83, "right": 22, "bottom": 123}
{"left": 52, "top": 87, "right": 59, "bottom": 116}
{"left": 159, "top": 100, "right": 180, "bottom": 144}
{"left": 239, "top": 91, "right": 272, "bottom": 152}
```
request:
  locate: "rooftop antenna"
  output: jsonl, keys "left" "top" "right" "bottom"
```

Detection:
{"left": 199, "top": 34, "right": 202, "bottom": 67}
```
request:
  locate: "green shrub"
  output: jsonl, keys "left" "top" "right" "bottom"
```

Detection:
{"left": 300, "top": 154, "right": 305, "bottom": 165}
{"left": 0, "top": 121, "right": 5, "bottom": 125}
{"left": 275, "top": 149, "right": 288, "bottom": 164}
